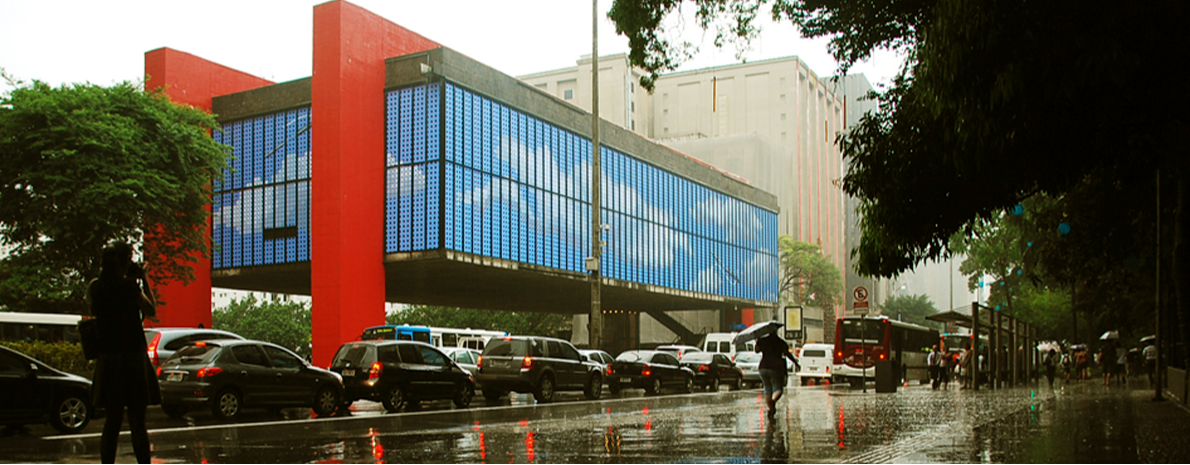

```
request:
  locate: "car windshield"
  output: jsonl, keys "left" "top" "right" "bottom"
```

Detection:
{"left": 735, "top": 353, "right": 762, "bottom": 363}
{"left": 681, "top": 353, "right": 713, "bottom": 362}
{"left": 616, "top": 352, "right": 645, "bottom": 363}
{"left": 332, "top": 344, "right": 374, "bottom": 367}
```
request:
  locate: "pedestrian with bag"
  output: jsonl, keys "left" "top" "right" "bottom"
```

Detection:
{"left": 1143, "top": 341, "right": 1158, "bottom": 385}
{"left": 88, "top": 241, "right": 160, "bottom": 464}
{"left": 928, "top": 346, "right": 942, "bottom": 389}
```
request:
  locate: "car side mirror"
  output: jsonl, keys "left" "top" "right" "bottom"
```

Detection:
{"left": 27, "top": 363, "right": 38, "bottom": 379}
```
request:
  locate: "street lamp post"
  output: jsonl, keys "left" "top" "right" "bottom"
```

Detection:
{"left": 588, "top": 0, "right": 603, "bottom": 350}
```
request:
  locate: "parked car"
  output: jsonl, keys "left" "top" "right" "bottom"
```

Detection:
{"left": 796, "top": 343, "right": 834, "bottom": 385}
{"left": 157, "top": 339, "right": 342, "bottom": 420}
{"left": 678, "top": 351, "right": 743, "bottom": 391}
{"left": 579, "top": 349, "right": 615, "bottom": 376}
{"left": 0, "top": 345, "right": 94, "bottom": 433}
{"left": 330, "top": 341, "right": 475, "bottom": 412}
{"left": 734, "top": 352, "right": 763, "bottom": 388}
{"left": 475, "top": 336, "right": 601, "bottom": 402}
{"left": 440, "top": 347, "right": 481, "bottom": 376}
{"left": 608, "top": 350, "right": 694, "bottom": 395}
{"left": 144, "top": 327, "right": 244, "bottom": 368}
{"left": 655, "top": 344, "right": 703, "bottom": 359}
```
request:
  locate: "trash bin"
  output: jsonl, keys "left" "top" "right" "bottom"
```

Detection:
{"left": 876, "top": 360, "right": 898, "bottom": 393}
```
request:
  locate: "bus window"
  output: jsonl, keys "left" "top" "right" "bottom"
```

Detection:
{"left": 840, "top": 319, "right": 884, "bottom": 345}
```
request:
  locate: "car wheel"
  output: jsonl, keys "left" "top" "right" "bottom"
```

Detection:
{"left": 313, "top": 387, "right": 338, "bottom": 416}
{"left": 382, "top": 385, "right": 406, "bottom": 412}
{"left": 161, "top": 404, "right": 188, "bottom": 419}
{"left": 608, "top": 383, "right": 622, "bottom": 395}
{"left": 584, "top": 374, "right": 602, "bottom": 400}
{"left": 709, "top": 376, "right": 721, "bottom": 392}
{"left": 533, "top": 374, "right": 556, "bottom": 403}
{"left": 50, "top": 395, "right": 90, "bottom": 433}
{"left": 482, "top": 388, "right": 506, "bottom": 402}
{"left": 454, "top": 383, "right": 475, "bottom": 408}
{"left": 684, "top": 376, "right": 694, "bottom": 393}
{"left": 645, "top": 377, "right": 661, "bottom": 395}
{"left": 211, "top": 389, "right": 242, "bottom": 421}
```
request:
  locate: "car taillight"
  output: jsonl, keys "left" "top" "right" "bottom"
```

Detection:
{"left": 156, "top": 366, "right": 162, "bottom": 377}
{"left": 699, "top": 364, "right": 709, "bottom": 372}
{"left": 196, "top": 367, "right": 222, "bottom": 378}
{"left": 521, "top": 356, "right": 534, "bottom": 370}
{"left": 642, "top": 364, "right": 651, "bottom": 376}
{"left": 879, "top": 353, "right": 886, "bottom": 360}
{"left": 369, "top": 362, "right": 383, "bottom": 379}
{"left": 477, "top": 355, "right": 483, "bottom": 369}
{"left": 605, "top": 364, "right": 612, "bottom": 375}
{"left": 147, "top": 332, "right": 162, "bottom": 367}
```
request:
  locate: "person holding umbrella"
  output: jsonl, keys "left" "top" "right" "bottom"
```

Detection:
{"left": 756, "top": 331, "right": 798, "bottom": 417}
{"left": 733, "top": 320, "right": 798, "bottom": 416}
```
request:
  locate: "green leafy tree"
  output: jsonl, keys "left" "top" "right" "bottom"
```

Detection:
{"left": 212, "top": 295, "right": 312, "bottom": 358}
{"left": 386, "top": 306, "right": 572, "bottom": 339}
{"left": 609, "top": 0, "right": 1188, "bottom": 362}
{"left": 778, "top": 236, "right": 843, "bottom": 310}
{"left": 881, "top": 293, "right": 940, "bottom": 330}
{"left": 0, "top": 75, "right": 230, "bottom": 314}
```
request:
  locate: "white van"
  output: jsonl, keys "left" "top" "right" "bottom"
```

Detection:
{"left": 796, "top": 343, "right": 834, "bottom": 385}
{"left": 701, "top": 332, "right": 755, "bottom": 359}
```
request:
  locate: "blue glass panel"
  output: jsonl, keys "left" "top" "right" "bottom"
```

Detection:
{"left": 413, "top": 86, "right": 426, "bottom": 163}
{"left": 427, "top": 162, "right": 439, "bottom": 250}
{"left": 427, "top": 84, "right": 440, "bottom": 162}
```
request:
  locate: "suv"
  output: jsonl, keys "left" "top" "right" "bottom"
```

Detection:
{"left": 476, "top": 336, "right": 601, "bottom": 403}
{"left": 329, "top": 341, "right": 475, "bottom": 412}
{"left": 145, "top": 327, "right": 244, "bottom": 368}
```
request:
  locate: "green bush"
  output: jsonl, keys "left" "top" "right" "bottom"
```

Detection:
{"left": 0, "top": 340, "right": 93, "bottom": 378}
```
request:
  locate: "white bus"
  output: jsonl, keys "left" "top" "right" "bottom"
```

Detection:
{"left": 428, "top": 327, "right": 507, "bottom": 351}
{"left": 0, "top": 312, "right": 83, "bottom": 344}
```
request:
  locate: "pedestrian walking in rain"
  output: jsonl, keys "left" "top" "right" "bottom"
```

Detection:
{"left": 88, "top": 241, "right": 159, "bottom": 464}
{"left": 1143, "top": 341, "right": 1158, "bottom": 385}
{"left": 928, "top": 346, "right": 942, "bottom": 390}
{"left": 1075, "top": 348, "right": 1089, "bottom": 380}
{"left": 1115, "top": 347, "right": 1127, "bottom": 385}
{"left": 959, "top": 346, "right": 973, "bottom": 389}
{"left": 756, "top": 332, "right": 797, "bottom": 417}
{"left": 1043, "top": 349, "right": 1059, "bottom": 388}
{"left": 1100, "top": 341, "right": 1117, "bottom": 386}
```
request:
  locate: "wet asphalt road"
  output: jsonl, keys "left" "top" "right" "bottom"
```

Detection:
{"left": 2, "top": 376, "right": 1187, "bottom": 463}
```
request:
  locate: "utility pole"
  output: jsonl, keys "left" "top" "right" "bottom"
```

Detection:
{"left": 587, "top": 0, "right": 603, "bottom": 350}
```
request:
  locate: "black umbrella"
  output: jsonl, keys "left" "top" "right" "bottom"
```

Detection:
{"left": 1140, "top": 335, "right": 1156, "bottom": 345}
{"left": 732, "top": 320, "right": 785, "bottom": 345}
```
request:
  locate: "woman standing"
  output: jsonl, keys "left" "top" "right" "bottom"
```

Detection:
{"left": 89, "top": 241, "right": 159, "bottom": 463}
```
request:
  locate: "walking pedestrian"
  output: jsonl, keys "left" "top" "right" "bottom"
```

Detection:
{"left": 1100, "top": 341, "right": 1117, "bottom": 386}
{"left": 1143, "top": 341, "right": 1158, "bottom": 385}
{"left": 1043, "top": 349, "right": 1058, "bottom": 388}
{"left": 1075, "top": 348, "right": 1089, "bottom": 381}
{"left": 959, "top": 346, "right": 973, "bottom": 389}
{"left": 1115, "top": 347, "right": 1127, "bottom": 385}
{"left": 88, "top": 241, "right": 159, "bottom": 464}
{"left": 756, "top": 332, "right": 797, "bottom": 417}
{"left": 928, "top": 346, "right": 942, "bottom": 390}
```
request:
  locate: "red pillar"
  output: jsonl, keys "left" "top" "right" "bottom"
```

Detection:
{"left": 310, "top": 1, "right": 439, "bottom": 366}
{"left": 143, "top": 48, "right": 272, "bottom": 329}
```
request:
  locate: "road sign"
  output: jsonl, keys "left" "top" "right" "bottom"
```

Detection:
{"left": 852, "top": 286, "right": 869, "bottom": 310}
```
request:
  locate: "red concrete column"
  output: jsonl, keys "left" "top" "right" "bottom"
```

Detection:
{"left": 143, "top": 48, "right": 272, "bottom": 328}
{"left": 310, "top": 1, "right": 438, "bottom": 365}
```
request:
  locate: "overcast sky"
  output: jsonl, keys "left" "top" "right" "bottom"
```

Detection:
{"left": 1, "top": 0, "right": 905, "bottom": 93}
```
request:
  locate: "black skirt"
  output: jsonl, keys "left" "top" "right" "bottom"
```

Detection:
{"left": 92, "top": 351, "right": 161, "bottom": 408}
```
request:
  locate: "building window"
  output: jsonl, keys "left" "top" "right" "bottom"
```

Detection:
{"left": 781, "top": 132, "right": 787, "bottom": 141}
{"left": 564, "top": 89, "right": 573, "bottom": 100}
{"left": 631, "top": 101, "right": 635, "bottom": 112}
{"left": 536, "top": 83, "right": 547, "bottom": 89}
{"left": 780, "top": 113, "right": 786, "bottom": 121}
{"left": 664, "top": 127, "right": 669, "bottom": 134}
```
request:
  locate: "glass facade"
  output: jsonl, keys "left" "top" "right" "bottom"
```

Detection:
{"left": 386, "top": 83, "right": 778, "bottom": 302}
{"left": 212, "top": 107, "right": 312, "bottom": 269}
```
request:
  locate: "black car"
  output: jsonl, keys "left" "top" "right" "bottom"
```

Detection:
{"left": 0, "top": 345, "right": 94, "bottom": 433}
{"left": 157, "top": 339, "right": 342, "bottom": 420}
{"left": 608, "top": 350, "right": 694, "bottom": 395}
{"left": 144, "top": 327, "right": 244, "bottom": 368}
{"left": 678, "top": 351, "right": 743, "bottom": 391}
{"left": 476, "top": 336, "right": 601, "bottom": 403}
{"left": 329, "top": 341, "right": 475, "bottom": 412}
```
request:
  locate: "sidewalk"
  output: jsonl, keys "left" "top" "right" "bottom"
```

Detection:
{"left": 897, "top": 376, "right": 1190, "bottom": 463}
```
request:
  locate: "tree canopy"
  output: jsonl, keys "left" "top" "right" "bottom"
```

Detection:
{"left": 386, "top": 306, "right": 573, "bottom": 340}
{"left": 881, "top": 293, "right": 940, "bottom": 330}
{"left": 778, "top": 236, "right": 842, "bottom": 310}
{"left": 0, "top": 77, "right": 229, "bottom": 314}
{"left": 213, "top": 294, "right": 312, "bottom": 359}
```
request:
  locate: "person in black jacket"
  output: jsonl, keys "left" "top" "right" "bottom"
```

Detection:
{"left": 88, "top": 241, "right": 159, "bottom": 464}
{"left": 756, "top": 331, "right": 798, "bottom": 417}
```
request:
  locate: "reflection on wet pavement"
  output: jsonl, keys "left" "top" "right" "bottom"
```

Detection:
{"left": 3, "top": 380, "right": 1182, "bottom": 463}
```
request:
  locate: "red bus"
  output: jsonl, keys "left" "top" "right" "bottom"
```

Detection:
{"left": 833, "top": 316, "right": 938, "bottom": 387}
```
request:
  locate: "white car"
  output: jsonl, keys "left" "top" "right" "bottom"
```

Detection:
{"left": 795, "top": 343, "right": 834, "bottom": 385}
